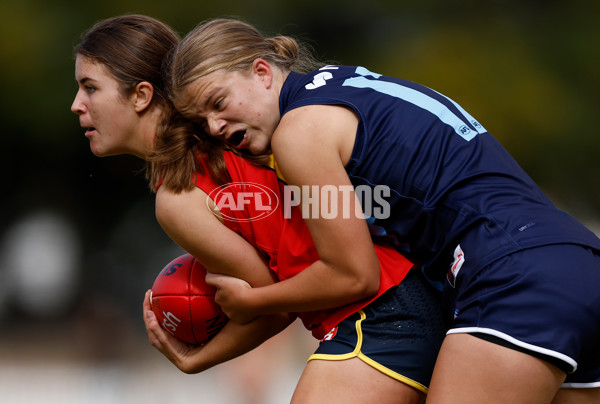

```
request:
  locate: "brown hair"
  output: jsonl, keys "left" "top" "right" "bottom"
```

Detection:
{"left": 166, "top": 18, "right": 323, "bottom": 117}
{"left": 74, "top": 14, "right": 229, "bottom": 192}
{"left": 149, "top": 109, "right": 230, "bottom": 192}
{"left": 74, "top": 14, "right": 175, "bottom": 108}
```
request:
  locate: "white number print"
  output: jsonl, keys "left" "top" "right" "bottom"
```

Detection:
{"left": 305, "top": 72, "right": 333, "bottom": 90}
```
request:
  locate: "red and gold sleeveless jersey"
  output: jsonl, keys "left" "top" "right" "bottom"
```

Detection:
{"left": 195, "top": 149, "right": 413, "bottom": 339}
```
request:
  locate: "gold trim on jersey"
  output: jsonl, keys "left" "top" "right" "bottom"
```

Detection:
{"left": 224, "top": 147, "right": 287, "bottom": 182}
{"left": 307, "top": 310, "right": 429, "bottom": 394}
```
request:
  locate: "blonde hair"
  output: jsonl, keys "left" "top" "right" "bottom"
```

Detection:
{"left": 166, "top": 18, "right": 322, "bottom": 116}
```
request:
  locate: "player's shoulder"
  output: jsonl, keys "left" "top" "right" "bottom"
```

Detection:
{"left": 276, "top": 104, "right": 356, "bottom": 152}
{"left": 155, "top": 186, "right": 211, "bottom": 221}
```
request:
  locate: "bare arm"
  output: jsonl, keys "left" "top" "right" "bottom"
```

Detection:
{"left": 147, "top": 186, "right": 293, "bottom": 371}
{"left": 143, "top": 290, "right": 293, "bottom": 374}
{"left": 155, "top": 186, "right": 278, "bottom": 287}
{"left": 210, "top": 105, "right": 381, "bottom": 320}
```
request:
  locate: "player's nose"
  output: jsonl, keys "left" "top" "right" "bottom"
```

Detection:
{"left": 71, "top": 91, "right": 87, "bottom": 115}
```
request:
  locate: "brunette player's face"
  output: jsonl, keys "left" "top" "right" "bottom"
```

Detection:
{"left": 180, "top": 67, "right": 279, "bottom": 155}
{"left": 71, "top": 55, "right": 140, "bottom": 157}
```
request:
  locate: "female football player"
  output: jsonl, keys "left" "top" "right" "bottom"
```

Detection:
{"left": 72, "top": 14, "right": 445, "bottom": 403}
{"left": 164, "top": 17, "right": 600, "bottom": 404}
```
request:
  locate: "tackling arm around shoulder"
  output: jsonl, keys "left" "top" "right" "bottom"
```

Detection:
{"left": 213, "top": 105, "right": 381, "bottom": 320}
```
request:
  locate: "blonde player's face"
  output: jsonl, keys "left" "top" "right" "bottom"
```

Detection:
{"left": 178, "top": 66, "right": 280, "bottom": 156}
{"left": 71, "top": 55, "right": 141, "bottom": 157}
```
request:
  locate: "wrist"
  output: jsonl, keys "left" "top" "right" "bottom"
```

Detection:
{"left": 245, "top": 285, "right": 267, "bottom": 318}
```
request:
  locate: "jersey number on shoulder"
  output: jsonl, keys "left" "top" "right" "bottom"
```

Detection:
{"left": 304, "top": 65, "right": 339, "bottom": 89}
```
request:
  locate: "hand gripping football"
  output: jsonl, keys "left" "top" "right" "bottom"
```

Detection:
{"left": 150, "top": 254, "right": 228, "bottom": 345}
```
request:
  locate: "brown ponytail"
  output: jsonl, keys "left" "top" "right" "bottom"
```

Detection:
{"left": 146, "top": 109, "right": 231, "bottom": 193}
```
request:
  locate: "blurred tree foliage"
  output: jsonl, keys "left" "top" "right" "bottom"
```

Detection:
{"left": 0, "top": 0, "right": 598, "bottom": 264}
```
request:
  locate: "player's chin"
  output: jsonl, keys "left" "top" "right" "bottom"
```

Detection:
{"left": 90, "top": 142, "right": 120, "bottom": 158}
{"left": 89, "top": 145, "right": 106, "bottom": 157}
{"left": 246, "top": 140, "right": 271, "bottom": 156}
{"left": 88, "top": 140, "right": 108, "bottom": 157}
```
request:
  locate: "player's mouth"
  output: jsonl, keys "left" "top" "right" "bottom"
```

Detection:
{"left": 227, "top": 130, "right": 246, "bottom": 147}
{"left": 84, "top": 127, "right": 97, "bottom": 137}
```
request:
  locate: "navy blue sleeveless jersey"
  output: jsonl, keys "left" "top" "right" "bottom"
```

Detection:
{"left": 279, "top": 65, "right": 600, "bottom": 282}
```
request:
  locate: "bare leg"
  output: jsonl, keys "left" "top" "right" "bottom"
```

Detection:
{"left": 551, "top": 388, "right": 600, "bottom": 404}
{"left": 292, "top": 357, "right": 425, "bottom": 404}
{"left": 426, "top": 334, "right": 565, "bottom": 404}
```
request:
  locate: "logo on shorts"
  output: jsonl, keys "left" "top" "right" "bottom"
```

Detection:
{"left": 447, "top": 244, "right": 465, "bottom": 288}
{"left": 321, "top": 326, "right": 338, "bottom": 341}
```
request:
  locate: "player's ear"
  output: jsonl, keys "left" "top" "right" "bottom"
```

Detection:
{"left": 133, "top": 81, "right": 154, "bottom": 112}
{"left": 252, "top": 58, "right": 273, "bottom": 89}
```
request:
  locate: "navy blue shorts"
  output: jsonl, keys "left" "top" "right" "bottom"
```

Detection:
{"left": 309, "top": 270, "right": 446, "bottom": 393}
{"left": 443, "top": 243, "right": 600, "bottom": 388}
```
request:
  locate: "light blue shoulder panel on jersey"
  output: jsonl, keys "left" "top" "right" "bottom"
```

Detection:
{"left": 342, "top": 66, "right": 485, "bottom": 141}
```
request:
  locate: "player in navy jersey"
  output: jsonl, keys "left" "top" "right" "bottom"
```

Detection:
{"left": 72, "top": 15, "right": 447, "bottom": 404}
{"left": 167, "top": 18, "right": 600, "bottom": 403}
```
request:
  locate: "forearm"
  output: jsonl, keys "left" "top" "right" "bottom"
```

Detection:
{"left": 247, "top": 259, "right": 380, "bottom": 316}
{"left": 267, "top": 110, "right": 382, "bottom": 316}
{"left": 177, "top": 312, "right": 294, "bottom": 373}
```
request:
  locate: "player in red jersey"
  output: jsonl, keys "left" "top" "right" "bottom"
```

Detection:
{"left": 72, "top": 15, "right": 445, "bottom": 403}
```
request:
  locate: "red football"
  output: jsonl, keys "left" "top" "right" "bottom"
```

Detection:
{"left": 150, "top": 254, "right": 228, "bottom": 345}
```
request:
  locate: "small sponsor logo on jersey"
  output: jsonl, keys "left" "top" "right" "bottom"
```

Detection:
{"left": 518, "top": 221, "right": 536, "bottom": 232}
{"left": 458, "top": 125, "right": 472, "bottom": 137}
{"left": 207, "top": 182, "right": 279, "bottom": 221}
{"left": 471, "top": 119, "right": 483, "bottom": 130}
{"left": 321, "top": 326, "right": 338, "bottom": 341}
{"left": 447, "top": 244, "right": 465, "bottom": 288}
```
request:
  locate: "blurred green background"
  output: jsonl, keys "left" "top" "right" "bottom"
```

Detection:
{"left": 0, "top": 0, "right": 598, "bottom": 402}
